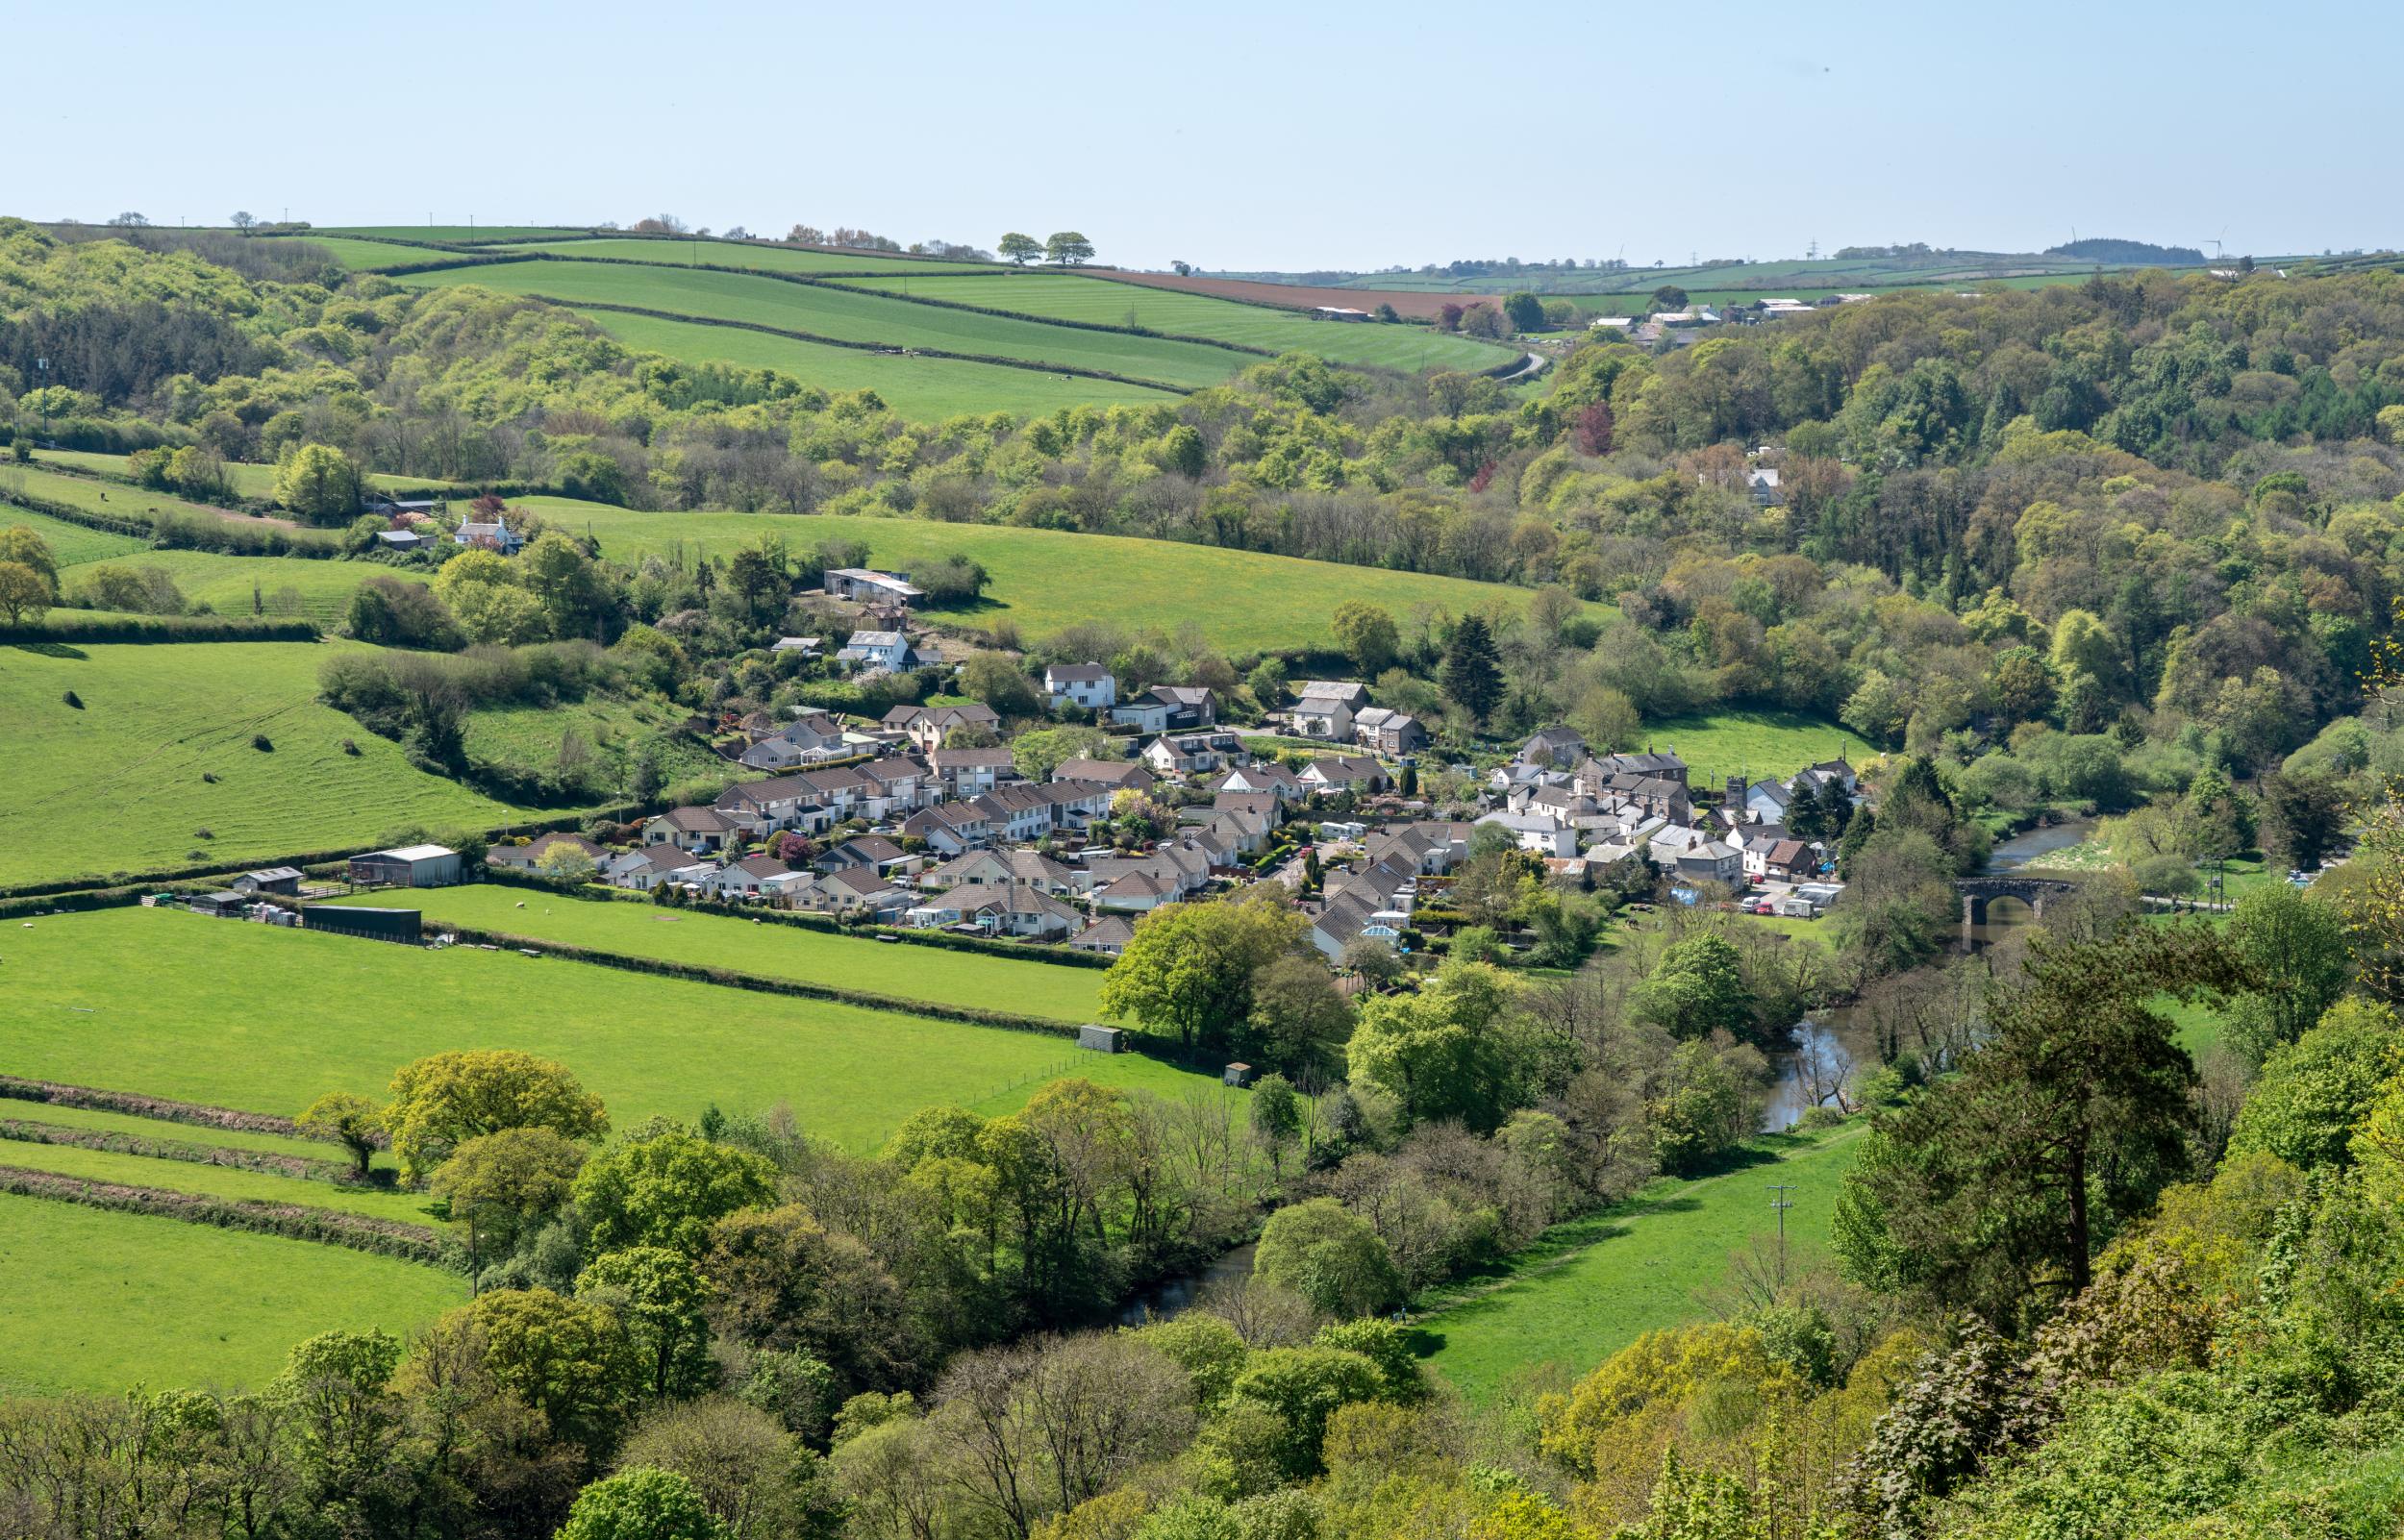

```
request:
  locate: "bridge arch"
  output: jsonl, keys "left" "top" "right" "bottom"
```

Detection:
{"left": 1958, "top": 875, "right": 2082, "bottom": 934}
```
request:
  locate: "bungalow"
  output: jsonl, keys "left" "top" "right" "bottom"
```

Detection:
{"left": 1365, "top": 822, "right": 1471, "bottom": 875}
{"left": 811, "top": 865, "right": 913, "bottom": 920}
{"left": 1310, "top": 891, "right": 1403, "bottom": 961}
{"left": 817, "top": 835, "right": 913, "bottom": 876}
{"left": 824, "top": 568, "right": 926, "bottom": 606}
{"left": 761, "top": 869, "right": 819, "bottom": 906}
{"left": 703, "top": 855, "right": 793, "bottom": 900}
{"left": 1351, "top": 706, "right": 1427, "bottom": 756}
{"left": 836, "top": 631, "right": 915, "bottom": 673}
{"left": 643, "top": 806, "right": 739, "bottom": 855}
{"left": 964, "top": 886, "right": 1084, "bottom": 940}
{"left": 1069, "top": 915, "right": 1136, "bottom": 956}
{"left": 737, "top": 712, "right": 849, "bottom": 772}
{"left": 885, "top": 703, "right": 1002, "bottom": 755}
{"left": 453, "top": 517, "right": 524, "bottom": 555}
{"left": 1143, "top": 731, "right": 1246, "bottom": 778}
{"left": 1292, "top": 681, "right": 1368, "bottom": 741}
{"left": 606, "top": 845, "right": 713, "bottom": 892}
{"left": 1759, "top": 838, "right": 1819, "bottom": 882}
{"left": 1206, "top": 761, "right": 1304, "bottom": 802}
{"left": 1043, "top": 662, "right": 1116, "bottom": 712}
{"left": 1053, "top": 758, "right": 1155, "bottom": 793}
{"left": 1300, "top": 755, "right": 1388, "bottom": 794}
{"left": 1797, "top": 756, "right": 1858, "bottom": 794}
{"left": 486, "top": 833, "right": 606, "bottom": 874}
{"left": 1109, "top": 684, "right": 1215, "bottom": 733}
{"left": 1092, "top": 870, "right": 1179, "bottom": 914}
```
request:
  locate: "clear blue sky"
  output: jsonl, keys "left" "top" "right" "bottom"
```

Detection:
{"left": 19, "top": 0, "right": 2391, "bottom": 272}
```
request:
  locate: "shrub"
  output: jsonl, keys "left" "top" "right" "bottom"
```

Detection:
{"left": 251, "top": 733, "right": 273, "bottom": 752}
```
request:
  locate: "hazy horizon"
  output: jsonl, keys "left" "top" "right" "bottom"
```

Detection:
{"left": 22, "top": 0, "right": 2395, "bottom": 272}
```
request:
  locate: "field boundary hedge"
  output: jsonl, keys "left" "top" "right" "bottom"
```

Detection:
{"left": 0, "top": 1165, "right": 456, "bottom": 1268}
{"left": 426, "top": 923, "right": 1087, "bottom": 1036}
{"left": 2, "top": 613, "right": 322, "bottom": 644}
{"left": 0, "top": 478, "right": 344, "bottom": 558}
{"left": 541, "top": 296, "right": 1198, "bottom": 396}
{"left": 0, "top": 1074, "right": 312, "bottom": 1140}
{"left": 0, "top": 1118, "right": 363, "bottom": 1185}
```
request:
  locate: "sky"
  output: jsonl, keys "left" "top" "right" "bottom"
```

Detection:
{"left": 17, "top": 0, "right": 2395, "bottom": 274}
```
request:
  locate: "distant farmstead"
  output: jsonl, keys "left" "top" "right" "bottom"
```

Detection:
{"left": 347, "top": 844, "right": 461, "bottom": 887}
{"left": 824, "top": 568, "right": 926, "bottom": 606}
{"left": 1311, "top": 306, "right": 1373, "bottom": 322}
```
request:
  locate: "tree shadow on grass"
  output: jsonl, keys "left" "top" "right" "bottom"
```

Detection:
{"left": 9, "top": 641, "right": 88, "bottom": 659}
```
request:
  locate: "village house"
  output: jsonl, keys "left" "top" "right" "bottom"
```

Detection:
{"left": 605, "top": 845, "right": 713, "bottom": 892}
{"left": 1518, "top": 727, "right": 1587, "bottom": 767}
{"left": 1069, "top": 915, "right": 1136, "bottom": 956}
{"left": 738, "top": 712, "right": 849, "bottom": 772}
{"left": 643, "top": 805, "right": 739, "bottom": 855}
{"left": 452, "top": 516, "right": 524, "bottom": 555}
{"left": 810, "top": 864, "right": 913, "bottom": 920}
{"left": 1143, "top": 731, "right": 1246, "bottom": 778}
{"left": 927, "top": 745, "right": 1018, "bottom": 800}
{"left": 701, "top": 854, "right": 793, "bottom": 901}
{"left": 971, "top": 783, "right": 1064, "bottom": 844}
{"left": 1365, "top": 821, "right": 1471, "bottom": 875}
{"left": 823, "top": 568, "right": 926, "bottom": 606}
{"left": 769, "top": 635, "right": 822, "bottom": 658}
{"left": 1474, "top": 809, "right": 1581, "bottom": 858}
{"left": 815, "top": 835, "right": 914, "bottom": 878}
{"left": 1042, "top": 662, "right": 1117, "bottom": 712}
{"left": 885, "top": 702, "right": 1002, "bottom": 755}
{"left": 1300, "top": 755, "right": 1389, "bottom": 794}
{"left": 900, "top": 800, "right": 995, "bottom": 856}
{"left": 919, "top": 847, "right": 1079, "bottom": 898}
{"left": 1204, "top": 761, "right": 1304, "bottom": 801}
{"left": 1109, "top": 684, "right": 1215, "bottom": 733}
{"left": 714, "top": 775, "right": 833, "bottom": 837}
{"left": 1053, "top": 758, "right": 1155, "bottom": 793}
{"left": 1351, "top": 706, "right": 1427, "bottom": 756}
{"left": 836, "top": 631, "right": 916, "bottom": 673}
{"left": 1291, "top": 681, "right": 1368, "bottom": 741}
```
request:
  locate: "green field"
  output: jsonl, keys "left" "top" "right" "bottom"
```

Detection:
{"left": 0, "top": 1193, "right": 465, "bottom": 1396}
{"left": 60, "top": 549, "right": 387, "bottom": 624}
{"left": 829, "top": 273, "right": 1514, "bottom": 372}
{"left": 0, "top": 640, "right": 525, "bottom": 886}
{"left": 319, "top": 226, "right": 587, "bottom": 244}
{"left": 3, "top": 460, "right": 287, "bottom": 532}
{"left": 273, "top": 235, "right": 443, "bottom": 271}
{"left": 339, "top": 883, "right": 1109, "bottom": 1022}
{"left": 1640, "top": 708, "right": 1881, "bottom": 786}
{"left": 463, "top": 697, "right": 724, "bottom": 793}
{"left": 0, "top": 1136, "right": 443, "bottom": 1226}
{"left": 34, "top": 447, "right": 470, "bottom": 502}
{"left": 574, "top": 310, "right": 1176, "bottom": 416}
{"left": 518, "top": 500, "right": 1585, "bottom": 652}
{"left": 0, "top": 505, "right": 147, "bottom": 566}
{"left": 491, "top": 236, "right": 1010, "bottom": 275}
{"left": 395, "top": 261, "right": 1246, "bottom": 388}
{"left": 1415, "top": 1124, "right": 1866, "bottom": 1403}
{"left": 5, "top": 908, "right": 1222, "bottom": 1152}
{"left": 0, "top": 1099, "right": 398, "bottom": 1174}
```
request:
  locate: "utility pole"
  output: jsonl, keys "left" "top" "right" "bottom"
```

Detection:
{"left": 1768, "top": 1182, "right": 1796, "bottom": 1283}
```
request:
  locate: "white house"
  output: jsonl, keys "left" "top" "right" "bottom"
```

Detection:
{"left": 837, "top": 631, "right": 915, "bottom": 672}
{"left": 1043, "top": 663, "right": 1116, "bottom": 712}
{"left": 1292, "top": 681, "right": 1367, "bottom": 741}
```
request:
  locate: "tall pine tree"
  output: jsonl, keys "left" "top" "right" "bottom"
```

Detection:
{"left": 1440, "top": 613, "right": 1503, "bottom": 725}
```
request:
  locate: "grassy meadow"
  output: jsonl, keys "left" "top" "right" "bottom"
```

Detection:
{"left": 490, "top": 236, "right": 1010, "bottom": 275}
{"left": 61, "top": 549, "right": 386, "bottom": 625}
{"left": 5, "top": 908, "right": 1223, "bottom": 1152}
{"left": 1, "top": 505, "right": 147, "bottom": 566}
{"left": 0, "top": 1100, "right": 399, "bottom": 1174}
{"left": 0, "top": 640, "right": 523, "bottom": 886}
{"left": 573, "top": 310, "right": 1176, "bottom": 416}
{"left": 338, "top": 883, "right": 1109, "bottom": 1022}
{"left": 0, "top": 1193, "right": 465, "bottom": 1396}
{"left": 1640, "top": 708, "right": 1881, "bottom": 786}
{"left": 1415, "top": 1123, "right": 1866, "bottom": 1403}
{"left": 4, "top": 460, "right": 288, "bottom": 532}
{"left": 517, "top": 499, "right": 1585, "bottom": 652}
{"left": 0, "top": 1137, "right": 443, "bottom": 1226}
{"left": 33, "top": 447, "right": 469, "bottom": 502}
{"left": 394, "top": 261, "right": 1248, "bottom": 388}
{"left": 830, "top": 273, "right": 1515, "bottom": 372}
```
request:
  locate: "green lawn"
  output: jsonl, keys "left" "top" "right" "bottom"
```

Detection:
{"left": 0, "top": 639, "right": 527, "bottom": 886}
{"left": 0, "top": 1135, "right": 443, "bottom": 1226}
{"left": 1640, "top": 708, "right": 1881, "bottom": 787}
{"left": 572, "top": 310, "right": 1177, "bottom": 417}
{"left": 0, "top": 1193, "right": 465, "bottom": 1396}
{"left": 394, "top": 261, "right": 1242, "bottom": 388}
{"left": 522, "top": 500, "right": 1586, "bottom": 653}
{"left": 1414, "top": 1123, "right": 1866, "bottom": 1403}
{"left": 5, "top": 908, "right": 1223, "bottom": 1152}
{"left": 338, "top": 883, "right": 1108, "bottom": 1022}
{"left": 829, "top": 273, "right": 1514, "bottom": 373}
{"left": 1, "top": 505, "right": 147, "bottom": 566}
{"left": 490, "top": 236, "right": 1008, "bottom": 275}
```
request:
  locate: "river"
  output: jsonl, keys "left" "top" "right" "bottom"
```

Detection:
{"left": 1758, "top": 813, "right": 2097, "bottom": 1130}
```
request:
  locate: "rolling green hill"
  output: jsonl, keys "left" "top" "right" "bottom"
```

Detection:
{"left": 0, "top": 640, "right": 527, "bottom": 886}
{"left": 490, "top": 236, "right": 1012, "bottom": 274}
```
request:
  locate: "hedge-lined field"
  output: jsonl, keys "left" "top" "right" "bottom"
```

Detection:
{"left": 341, "top": 883, "right": 1109, "bottom": 1022}
{"left": 0, "top": 1099, "right": 397, "bottom": 1174}
{"left": 1415, "top": 1124, "right": 1866, "bottom": 1403}
{"left": 831, "top": 272, "right": 1515, "bottom": 372}
{"left": 1638, "top": 708, "right": 1881, "bottom": 787}
{"left": 0, "top": 1135, "right": 442, "bottom": 1226}
{"left": 520, "top": 499, "right": 1588, "bottom": 652}
{"left": 58, "top": 548, "right": 388, "bottom": 625}
{"left": 393, "top": 261, "right": 1245, "bottom": 389}
{"left": 7, "top": 909, "right": 1218, "bottom": 1151}
{"left": 489, "top": 236, "right": 1009, "bottom": 275}
{"left": 0, "top": 1192, "right": 465, "bottom": 1396}
{"left": 33, "top": 447, "right": 471, "bottom": 502}
{"left": 571, "top": 310, "right": 1176, "bottom": 417}
{"left": 0, "top": 504, "right": 146, "bottom": 566}
{"left": 2, "top": 459, "right": 284, "bottom": 532}
{"left": 0, "top": 640, "right": 524, "bottom": 886}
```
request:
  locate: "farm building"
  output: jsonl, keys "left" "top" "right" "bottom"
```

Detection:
{"left": 825, "top": 568, "right": 926, "bottom": 605}
{"left": 301, "top": 905, "right": 423, "bottom": 942}
{"left": 230, "top": 867, "right": 303, "bottom": 896}
{"left": 347, "top": 844, "right": 461, "bottom": 888}
{"left": 1311, "top": 307, "right": 1372, "bottom": 321}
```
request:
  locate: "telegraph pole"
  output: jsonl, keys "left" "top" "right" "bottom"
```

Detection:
{"left": 1768, "top": 1182, "right": 1796, "bottom": 1284}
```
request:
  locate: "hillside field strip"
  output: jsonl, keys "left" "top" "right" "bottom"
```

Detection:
{"left": 393, "top": 261, "right": 1246, "bottom": 388}
{"left": 1637, "top": 708, "right": 1881, "bottom": 786}
{"left": 4, "top": 460, "right": 297, "bottom": 533}
{"left": 34, "top": 447, "right": 471, "bottom": 502}
{"left": 571, "top": 310, "right": 1177, "bottom": 416}
{"left": 5, "top": 907, "right": 1225, "bottom": 1152}
{"left": 0, "top": 504, "right": 147, "bottom": 566}
{"left": 63, "top": 548, "right": 381, "bottom": 624}
{"left": 489, "top": 236, "right": 1014, "bottom": 275}
{"left": 335, "top": 883, "right": 1109, "bottom": 1022}
{"left": 0, "top": 640, "right": 527, "bottom": 887}
{"left": 1414, "top": 1124, "right": 1866, "bottom": 1403}
{"left": 827, "top": 272, "right": 1514, "bottom": 372}
{"left": 0, "top": 1193, "right": 466, "bottom": 1396}
{"left": 516, "top": 498, "right": 1594, "bottom": 652}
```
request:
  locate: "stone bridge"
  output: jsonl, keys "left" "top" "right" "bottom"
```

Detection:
{"left": 1958, "top": 874, "right": 2083, "bottom": 933}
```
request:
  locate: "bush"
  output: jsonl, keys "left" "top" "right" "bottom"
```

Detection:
{"left": 250, "top": 733, "right": 273, "bottom": 752}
